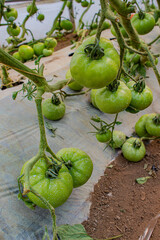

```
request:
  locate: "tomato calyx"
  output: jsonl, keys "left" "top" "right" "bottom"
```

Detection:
{"left": 51, "top": 94, "right": 61, "bottom": 105}
{"left": 138, "top": 11, "right": 145, "bottom": 20}
{"left": 133, "top": 139, "right": 142, "bottom": 149}
{"left": 152, "top": 114, "right": 160, "bottom": 126}
{"left": 107, "top": 80, "right": 120, "bottom": 92}
{"left": 84, "top": 40, "right": 105, "bottom": 60}
{"left": 46, "top": 159, "right": 62, "bottom": 179}
{"left": 133, "top": 79, "right": 145, "bottom": 93}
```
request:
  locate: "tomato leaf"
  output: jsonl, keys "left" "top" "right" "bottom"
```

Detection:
{"left": 136, "top": 176, "right": 151, "bottom": 184}
{"left": 57, "top": 224, "right": 93, "bottom": 240}
{"left": 12, "top": 91, "right": 18, "bottom": 100}
{"left": 115, "top": 121, "right": 122, "bottom": 125}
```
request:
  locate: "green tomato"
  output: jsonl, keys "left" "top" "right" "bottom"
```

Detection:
{"left": 18, "top": 45, "right": 34, "bottom": 61}
{"left": 12, "top": 52, "right": 23, "bottom": 62}
{"left": 125, "top": 51, "right": 140, "bottom": 64}
{"left": 42, "top": 98, "right": 65, "bottom": 120}
{"left": 131, "top": 13, "right": 155, "bottom": 35}
{"left": 60, "top": 20, "right": 73, "bottom": 31}
{"left": 7, "top": 25, "right": 20, "bottom": 36}
{"left": 135, "top": 114, "right": 150, "bottom": 137}
{"left": 145, "top": 113, "right": 160, "bottom": 137}
{"left": 37, "top": 13, "right": 45, "bottom": 22}
{"left": 4, "top": 8, "right": 18, "bottom": 21}
{"left": 27, "top": 4, "right": 38, "bottom": 15}
{"left": 145, "top": 58, "right": 158, "bottom": 68}
{"left": 127, "top": 81, "right": 153, "bottom": 111}
{"left": 33, "top": 42, "right": 45, "bottom": 56}
{"left": 111, "top": 25, "right": 128, "bottom": 38}
{"left": 21, "top": 158, "right": 73, "bottom": 208}
{"left": 75, "top": 0, "right": 81, "bottom": 2}
{"left": 96, "top": 130, "right": 112, "bottom": 143}
{"left": 102, "top": 21, "right": 111, "bottom": 30}
{"left": 44, "top": 37, "right": 57, "bottom": 49}
{"left": 110, "top": 130, "right": 126, "bottom": 149}
{"left": 81, "top": 1, "right": 89, "bottom": 7}
{"left": 89, "top": 29, "right": 97, "bottom": 36}
{"left": 122, "top": 137, "right": 146, "bottom": 162}
{"left": 95, "top": 81, "right": 132, "bottom": 114}
{"left": 125, "top": 106, "right": 139, "bottom": 114}
{"left": 66, "top": 69, "right": 83, "bottom": 91}
{"left": 6, "top": 36, "right": 13, "bottom": 44}
{"left": 90, "top": 89, "right": 98, "bottom": 108}
{"left": 56, "top": 148, "right": 93, "bottom": 188}
{"left": 43, "top": 49, "right": 53, "bottom": 57}
{"left": 91, "top": 22, "right": 98, "bottom": 29}
{"left": 67, "top": 1, "right": 72, "bottom": 8}
{"left": 70, "top": 37, "right": 120, "bottom": 89}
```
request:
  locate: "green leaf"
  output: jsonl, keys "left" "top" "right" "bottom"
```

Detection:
{"left": 12, "top": 91, "right": 18, "bottom": 100}
{"left": 115, "top": 121, "right": 122, "bottom": 125}
{"left": 57, "top": 224, "right": 93, "bottom": 240}
{"left": 136, "top": 176, "right": 151, "bottom": 184}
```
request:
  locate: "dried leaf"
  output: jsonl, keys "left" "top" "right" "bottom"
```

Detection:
{"left": 136, "top": 176, "right": 151, "bottom": 185}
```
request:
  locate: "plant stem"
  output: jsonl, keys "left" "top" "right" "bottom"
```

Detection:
{"left": 47, "top": 0, "right": 67, "bottom": 37}
{"left": 148, "top": 35, "right": 160, "bottom": 46}
{"left": 77, "top": 0, "right": 93, "bottom": 33}
{"left": 68, "top": 0, "right": 75, "bottom": 31}
{"left": 1, "top": 65, "right": 13, "bottom": 87}
{"left": 95, "top": 0, "right": 106, "bottom": 41}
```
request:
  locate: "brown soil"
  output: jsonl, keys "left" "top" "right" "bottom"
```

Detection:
{"left": 54, "top": 32, "right": 78, "bottom": 52}
{"left": 83, "top": 140, "right": 160, "bottom": 240}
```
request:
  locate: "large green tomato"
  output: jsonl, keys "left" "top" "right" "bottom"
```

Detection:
{"left": 131, "top": 13, "right": 155, "bottom": 35}
{"left": 127, "top": 81, "right": 153, "bottom": 110}
{"left": 21, "top": 158, "right": 73, "bottom": 208}
{"left": 18, "top": 45, "right": 34, "bottom": 61}
{"left": 56, "top": 148, "right": 93, "bottom": 188}
{"left": 4, "top": 8, "right": 18, "bottom": 21}
{"left": 95, "top": 81, "right": 132, "bottom": 114}
{"left": 110, "top": 130, "right": 126, "bottom": 149}
{"left": 42, "top": 98, "right": 65, "bottom": 120}
{"left": 66, "top": 69, "right": 83, "bottom": 91}
{"left": 122, "top": 137, "right": 146, "bottom": 162}
{"left": 70, "top": 37, "right": 120, "bottom": 89}
{"left": 145, "top": 113, "right": 160, "bottom": 137}
{"left": 135, "top": 114, "right": 150, "bottom": 137}
{"left": 33, "top": 42, "right": 45, "bottom": 56}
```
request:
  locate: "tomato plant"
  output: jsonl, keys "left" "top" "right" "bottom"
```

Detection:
{"left": 145, "top": 113, "right": 160, "bottom": 137}
{"left": 127, "top": 80, "right": 153, "bottom": 111}
{"left": 21, "top": 157, "right": 73, "bottom": 208}
{"left": 57, "top": 148, "right": 93, "bottom": 188}
{"left": 42, "top": 95, "right": 65, "bottom": 120}
{"left": 18, "top": 45, "right": 34, "bottom": 61}
{"left": 70, "top": 37, "right": 120, "bottom": 89}
{"left": 95, "top": 81, "right": 132, "bottom": 114}
{"left": 122, "top": 137, "right": 146, "bottom": 162}
{"left": 131, "top": 13, "right": 155, "bottom": 35}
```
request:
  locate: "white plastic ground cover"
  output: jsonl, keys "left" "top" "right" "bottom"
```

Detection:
{"left": 0, "top": 30, "right": 160, "bottom": 240}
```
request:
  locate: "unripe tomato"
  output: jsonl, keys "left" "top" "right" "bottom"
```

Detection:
{"left": 89, "top": 29, "right": 97, "bottom": 36}
{"left": 67, "top": 1, "right": 72, "bottom": 8}
{"left": 56, "top": 148, "right": 93, "bottom": 188}
{"left": 81, "top": 1, "right": 89, "bottom": 7}
{"left": 42, "top": 49, "right": 52, "bottom": 57}
{"left": 21, "top": 158, "right": 73, "bottom": 208}
{"left": 145, "top": 113, "right": 160, "bottom": 137}
{"left": 37, "top": 13, "right": 45, "bottom": 22}
{"left": 110, "top": 130, "right": 126, "bottom": 149}
{"left": 145, "top": 58, "right": 158, "bottom": 68}
{"left": 131, "top": 13, "right": 155, "bottom": 35}
{"left": 12, "top": 52, "right": 23, "bottom": 62}
{"left": 70, "top": 37, "right": 120, "bottom": 89}
{"left": 42, "top": 98, "right": 65, "bottom": 120}
{"left": 135, "top": 114, "right": 150, "bottom": 137}
{"left": 27, "top": 4, "right": 38, "bottom": 15}
{"left": 44, "top": 38, "right": 57, "bottom": 49}
{"left": 127, "top": 81, "right": 153, "bottom": 111}
{"left": 66, "top": 69, "right": 83, "bottom": 91}
{"left": 90, "top": 89, "right": 98, "bottom": 108}
{"left": 60, "top": 20, "right": 73, "bottom": 31}
{"left": 91, "top": 22, "right": 98, "bottom": 29}
{"left": 4, "top": 8, "right": 18, "bottom": 21}
{"left": 7, "top": 25, "right": 21, "bottom": 36}
{"left": 95, "top": 81, "right": 132, "bottom": 114}
{"left": 18, "top": 45, "right": 34, "bottom": 61}
{"left": 6, "top": 36, "right": 13, "bottom": 44}
{"left": 33, "top": 42, "right": 45, "bottom": 56}
{"left": 122, "top": 137, "right": 146, "bottom": 162}
{"left": 96, "top": 130, "right": 112, "bottom": 143}
{"left": 125, "top": 51, "right": 140, "bottom": 64}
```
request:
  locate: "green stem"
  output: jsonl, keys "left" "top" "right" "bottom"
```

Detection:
{"left": 77, "top": 0, "right": 93, "bottom": 33}
{"left": 68, "top": 0, "right": 75, "bottom": 31}
{"left": 47, "top": 0, "right": 67, "bottom": 37}
{"left": 142, "top": 0, "right": 150, "bottom": 12}
{"left": 20, "top": 0, "right": 36, "bottom": 39}
{"left": 1, "top": 65, "right": 13, "bottom": 87}
{"left": 0, "top": 0, "right": 5, "bottom": 23}
{"left": 122, "top": 67, "right": 137, "bottom": 82}
{"left": 95, "top": 0, "right": 106, "bottom": 41}
{"left": 148, "top": 35, "right": 160, "bottom": 46}
{"left": 157, "top": 0, "right": 160, "bottom": 9}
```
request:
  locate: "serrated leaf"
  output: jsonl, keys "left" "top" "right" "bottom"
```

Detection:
{"left": 57, "top": 224, "right": 93, "bottom": 240}
{"left": 136, "top": 176, "right": 151, "bottom": 184}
